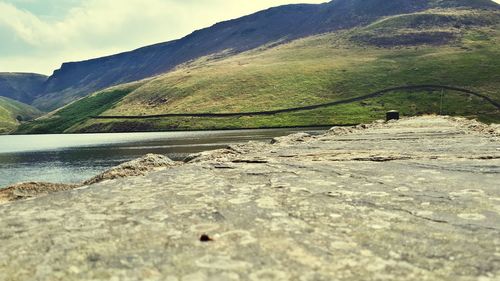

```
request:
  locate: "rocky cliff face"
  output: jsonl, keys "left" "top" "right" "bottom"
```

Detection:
{"left": 1, "top": 116, "right": 499, "bottom": 280}
{"left": 0, "top": 73, "right": 47, "bottom": 104}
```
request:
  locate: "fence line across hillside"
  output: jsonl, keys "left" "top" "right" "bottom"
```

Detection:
{"left": 91, "top": 85, "right": 500, "bottom": 119}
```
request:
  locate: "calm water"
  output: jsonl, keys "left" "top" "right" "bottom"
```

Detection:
{"left": 0, "top": 128, "right": 327, "bottom": 188}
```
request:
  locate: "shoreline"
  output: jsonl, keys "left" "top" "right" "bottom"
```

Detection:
{"left": 0, "top": 153, "right": 180, "bottom": 204}
{"left": 0, "top": 126, "right": 333, "bottom": 190}
{"left": 9, "top": 124, "right": 346, "bottom": 136}
{"left": 1, "top": 115, "right": 498, "bottom": 205}
{"left": 1, "top": 115, "right": 499, "bottom": 279}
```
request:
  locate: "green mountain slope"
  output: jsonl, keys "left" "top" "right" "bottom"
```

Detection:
{"left": 0, "top": 97, "right": 42, "bottom": 134}
{"left": 29, "top": 0, "right": 499, "bottom": 112}
{"left": 17, "top": 7, "right": 500, "bottom": 134}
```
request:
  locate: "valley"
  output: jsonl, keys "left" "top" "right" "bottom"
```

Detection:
{"left": 0, "top": 97, "right": 41, "bottom": 134}
{"left": 1, "top": 0, "right": 499, "bottom": 134}
{"left": 16, "top": 7, "right": 500, "bottom": 134}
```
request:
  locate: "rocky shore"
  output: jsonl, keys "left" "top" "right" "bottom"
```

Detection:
{"left": 0, "top": 154, "right": 179, "bottom": 204}
{"left": 0, "top": 116, "right": 499, "bottom": 280}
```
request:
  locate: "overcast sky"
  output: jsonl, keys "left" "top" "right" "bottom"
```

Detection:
{"left": 1, "top": 0, "right": 499, "bottom": 75}
{"left": 0, "top": 0, "right": 328, "bottom": 75}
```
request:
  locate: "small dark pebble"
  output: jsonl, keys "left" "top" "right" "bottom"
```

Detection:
{"left": 200, "top": 234, "right": 213, "bottom": 242}
{"left": 87, "top": 253, "right": 101, "bottom": 262}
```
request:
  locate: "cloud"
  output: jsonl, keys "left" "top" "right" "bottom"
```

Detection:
{"left": 0, "top": 0, "right": 326, "bottom": 74}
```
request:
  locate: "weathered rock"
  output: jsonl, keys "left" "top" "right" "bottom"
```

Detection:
{"left": 0, "top": 116, "right": 499, "bottom": 280}
{"left": 327, "top": 126, "right": 355, "bottom": 136}
{"left": 0, "top": 182, "right": 78, "bottom": 203}
{"left": 83, "top": 153, "right": 177, "bottom": 185}
{"left": 183, "top": 148, "right": 239, "bottom": 163}
{"left": 271, "top": 132, "right": 311, "bottom": 144}
{"left": 0, "top": 154, "right": 178, "bottom": 204}
{"left": 449, "top": 116, "right": 500, "bottom": 136}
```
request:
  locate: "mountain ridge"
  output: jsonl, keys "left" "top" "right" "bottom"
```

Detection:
{"left": 30, "top": 0, "right": 499, "bottom": 111}
{"left": 16, "top": 6, "right": 500, "bottom": 134}
{"left": 0, "top": 73, "right": 47, "bottom": 104}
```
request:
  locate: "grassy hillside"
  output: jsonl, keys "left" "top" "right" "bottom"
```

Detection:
{"left": 16, "top": 83, "right": 143, "bottom": 134}
{"left": 30, "top": 0, "right": 498, "bottom": 112}
{"left": 18, "top": 8, "right": 500, "bottom": 134}
{"left": 0, "top": 97, "right": 42, "bottom": 134}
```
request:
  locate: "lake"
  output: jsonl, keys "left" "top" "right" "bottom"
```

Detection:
{"left": 0, "top": 127, "right": 327, "bottom": 188}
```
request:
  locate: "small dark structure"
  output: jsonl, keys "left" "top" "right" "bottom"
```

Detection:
{"left": 386, "top": 110, "right": 400, "bottom": 121}
{"left": 199, "top": 234, "right": 213, "bottom": 242}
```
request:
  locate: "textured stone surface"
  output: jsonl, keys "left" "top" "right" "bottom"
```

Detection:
{"left": 83, "top": 153, "right": 178, "bottom": 185}
{"left": 0, "top": 182, "right": 78, "bottom": 204}
{"left": 0, "top": 116, "right": 499, "bottom": 281}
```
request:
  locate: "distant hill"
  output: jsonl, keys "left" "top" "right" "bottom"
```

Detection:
{"left": 0, "top": 73, "right": 47, "bottom": 104}
{"left": 17, "top": 6, "right": 500, "bottom": 134}
{"left": 0, "top": 97, "right": 42, "bottom": 134}
{"left": 30, "top": 0, "right": 499, "bottom": 111}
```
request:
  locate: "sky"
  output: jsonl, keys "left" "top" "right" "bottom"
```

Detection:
{"left": 1, "top": 0, "right": 499, "bottom": 75}
{"left": 0, "top": 0, "right": 327, "bottom": 75}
